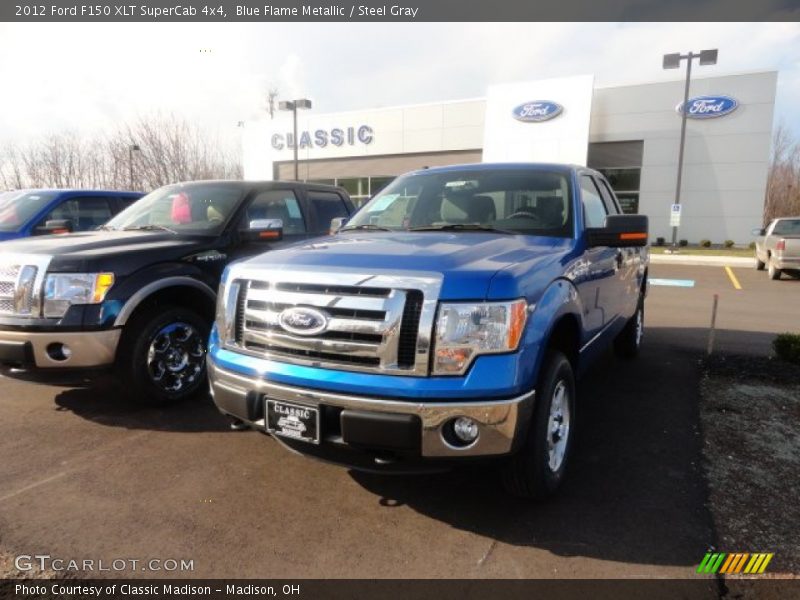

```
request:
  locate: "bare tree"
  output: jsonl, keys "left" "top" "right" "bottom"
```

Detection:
{"left": 0, "top": 115, "right": 242, "bottom": 192}
{"left": 764, "top": 122, "right": 800, "bottom": 224}
{"left": 264, "top": 86, "right": 279, "bottom": 119}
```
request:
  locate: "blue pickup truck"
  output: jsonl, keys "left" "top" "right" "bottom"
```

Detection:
{"left": 208, "top": 163, "right": 649, "bottom": 498}
{"left": 0, "top": 189, "right": 142, "bottom": 241}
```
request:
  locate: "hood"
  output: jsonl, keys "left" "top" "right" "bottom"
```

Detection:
{"left": 240, "top": 232, "right": 574, "bottom": 299}
{"left": 0, "top": 230, "right": 213, "bottom": 274}
{"left": 0, "top": 231, "right": 24, "bottom": 242}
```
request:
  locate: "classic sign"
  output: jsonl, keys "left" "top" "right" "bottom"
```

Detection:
{"left": 677, "top": 95, "right": 739, "bottom": 119}
{"left": 512, "top": 101, "right": 564, "bottom": 122}
{"left": 271, "top": 125, "right": 374, "bottom": 151}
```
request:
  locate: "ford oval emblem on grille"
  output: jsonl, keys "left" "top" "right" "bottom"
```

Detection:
{"left": 278, "top": 306, "right": 329, "bottom": 336}
{"left": 677, "top": 95, "right": 738, "bottom": 119}
{"left": 512, "top": 101, "right": 563, "bottom": 122}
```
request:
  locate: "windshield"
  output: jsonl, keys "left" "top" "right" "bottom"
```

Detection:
{"left": 0, "top": 191, "right": 59, "bottom": 232}
{"left": 773, "top": 219, "right": 800, "bottom": 236}
{"left": 344, "top": 169, "right": 573, "bottom": 237}
{"left": 105, "top": 182, "right": 243, "bottom": 235}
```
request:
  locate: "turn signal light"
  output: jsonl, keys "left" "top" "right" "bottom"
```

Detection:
{"left": 619, "top": 232, "right": 648, "bottom": 241}
{"left": 93, "top": 273, "right": 115, "bottom": 303}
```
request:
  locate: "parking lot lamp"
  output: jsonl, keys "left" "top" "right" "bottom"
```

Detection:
{"left": 663, "top": 49, "right": 718, "bottom": 247}
{"left": 128, "top": 144, "right": 141, "bottom": 190}
{"left": 278, "top": 98, "right": 313, "bottom": 180}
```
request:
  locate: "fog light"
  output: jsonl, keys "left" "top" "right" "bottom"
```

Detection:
{"left": 453, "top": 417, "right": 479, "bottom": 444}
{"left": 45, "top": 343, "right": 71, "bottom": 362}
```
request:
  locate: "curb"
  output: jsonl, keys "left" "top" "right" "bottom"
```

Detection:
{"left": 650, "top": 254, "right": 755, "bottom": 267}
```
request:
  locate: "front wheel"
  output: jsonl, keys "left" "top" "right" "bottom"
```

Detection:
{"left": 502, "top": 350, "right": 576, "bottom": 500}
{"left": 116, "top": 305, "right": 210, "bottom": 405}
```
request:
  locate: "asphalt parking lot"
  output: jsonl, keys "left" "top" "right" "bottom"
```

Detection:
{"left": 0, "top": 263, "right": 797, "bottom": 580}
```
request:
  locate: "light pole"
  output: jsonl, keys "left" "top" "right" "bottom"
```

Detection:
{"left": 663, "top": 49, "right": 718, "bottom": 247}
{"left": 278, "top": 98, "right": 313, "bottom": 180}
{"left": 128, "top": 144, "right": 140, "bottom": 190}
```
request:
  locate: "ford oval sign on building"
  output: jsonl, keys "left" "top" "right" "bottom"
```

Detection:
{"left": 677, "top": 95, "right": 739, "bottom": 119}
{"left": 512, "top": 101, "right": 564, "bottom": 122}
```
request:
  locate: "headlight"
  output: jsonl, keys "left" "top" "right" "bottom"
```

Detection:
{"left": 43, "top": 273, "right": 115, "bottom": 318}
{"left": 216, "top": 277, "right": 241, "bottom": 345}
{"left": 433, "top": 299, "right": 528, "bottom": 375}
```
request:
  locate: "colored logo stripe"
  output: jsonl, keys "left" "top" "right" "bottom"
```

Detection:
{"left": 697, "top": 552, "right": 774, "bottom": 574}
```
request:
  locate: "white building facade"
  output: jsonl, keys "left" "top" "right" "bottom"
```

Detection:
{"left": 242, "top": 70, "right": 777, "bottom": 243}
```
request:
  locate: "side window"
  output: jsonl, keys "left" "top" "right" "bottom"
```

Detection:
{"left": 596, "top": 178, "right": 621, "bottom": 215}
{"left": 580, "top": 175, "right": 608, "bottom": 229}
{"left": 117, "top": 196, "right": 140, "bottom": 211}
{"left": 307, "top": 191, "right": 350, "bottom": 233}
{"left": 43, "top": 197, "right": 112, "bottom": 231}
{"left": 242, "top": 190, "right": 306, "bottom": 235}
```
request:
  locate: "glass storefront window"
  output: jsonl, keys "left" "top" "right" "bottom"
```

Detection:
{"left": 616, "top": 193, "right": 640, "bottom": 215}
{"left": 598, "top": 168, "right": 640, "bottom": 191}
{"left": 596, "top": 167, "right": 640, "bottom": 214}
{"left": 370, "top": 177, "right": 394, "bottom": 195}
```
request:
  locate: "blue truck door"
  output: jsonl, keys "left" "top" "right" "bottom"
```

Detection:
{"left": 577, "top": 174, "right": 622, "bottom": 342}
{"left": 596, "top": 176, "right": 639, "bottom": 321}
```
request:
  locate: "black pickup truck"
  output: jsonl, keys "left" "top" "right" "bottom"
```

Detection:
{"left": 0, "top": 180, "right": 355, "bottom": 404}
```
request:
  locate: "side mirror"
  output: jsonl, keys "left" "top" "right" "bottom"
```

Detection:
{"left": 586, "top": 214, "right": 649, "bottom": 248}
{"left": 330, "top": 216, "right": 348, "bottom": 234}
{"left": 752, "top": 227, "right": 766, "bottom": 236}
{"left": 245, "top": 218, "right": 283, "bottom": 242}
{"left": 36, "top": 219, "right": 73, "bottom": 235}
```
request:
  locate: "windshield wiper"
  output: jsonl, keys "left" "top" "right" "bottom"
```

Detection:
{"left": 408, "top": 223, "right": 516, "bottom": 234}
{"left": 339, "top": 224, "right": 392, "bottom": 232}
{"left": 123, "top": 224, "right": 178, "bottom": 234}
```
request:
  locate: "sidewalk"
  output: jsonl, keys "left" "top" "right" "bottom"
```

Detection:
{"left": 649, "top": 253, "right": 754, "bottom": 267}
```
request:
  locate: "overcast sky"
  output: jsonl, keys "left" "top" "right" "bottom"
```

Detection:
{"left": 1, "top": 22, "right": 798, "bottom": 153}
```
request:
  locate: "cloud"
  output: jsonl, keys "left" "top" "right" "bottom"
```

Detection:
{"left": 0, "top": 22, "right": 798, "bottom": 151}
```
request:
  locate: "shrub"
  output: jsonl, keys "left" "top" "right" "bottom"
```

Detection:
{"left": 655, "top": 237, "right": 665, "bottom": 246}
{"left": 679, "top": 239, "right": 689, "bottom": 247}
{"left": 773, "top": 333, "right": 800, "bottom": 365}
{"left": 699, "top": 239, "right": 712, "bottom": 248}
{"left": 724, "top": 240, "right": 735, "bottom": 248}
{"left": 748, "top": 242, "right": 756, "bottom": 250}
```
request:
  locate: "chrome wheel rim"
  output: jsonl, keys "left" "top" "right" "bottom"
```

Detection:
{"left": 547, "top": 380, "right": 571, "bottom": 472}
{"left": 147, "top": 322, "right": 205, "bottom": 393}
{"left": 635, "top": 308, "right": 644, "bottom": 347}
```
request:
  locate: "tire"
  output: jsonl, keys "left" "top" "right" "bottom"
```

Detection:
{"left": 613, "top": 295, "right": 644, "bottom": 359}
{"left": 502, "top": 350, "right": 576, "bottom": 500}
{"left": 116, "top": 305, "right": 210, "bottom": 405}
{"left": 755, "top": 257, "right": 765, "bottom": 271}
{"left": 768, "top": 258, "right": 782, "bottom": 281}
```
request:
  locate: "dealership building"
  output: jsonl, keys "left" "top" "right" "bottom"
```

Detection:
{"left": 242, "top": 70, "right": 777, "bottom": 243}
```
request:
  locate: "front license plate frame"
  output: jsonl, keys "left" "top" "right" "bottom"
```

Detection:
{"left": 265, "top": 398, "right": 320, "bottom": 445}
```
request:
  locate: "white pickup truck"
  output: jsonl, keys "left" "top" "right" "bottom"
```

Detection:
{"left": 754, "top": 217, "right": 800, "bottom": 280}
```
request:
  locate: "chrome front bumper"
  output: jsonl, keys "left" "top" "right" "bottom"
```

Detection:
{"left": 0, "top": 329, "right": 121, "bottom": 368}
{"left": 208, "top": 361, "right": 535, "bottom": 458}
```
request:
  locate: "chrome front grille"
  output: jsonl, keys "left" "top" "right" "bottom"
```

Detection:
{"left": 0, "top": 254, "right": 51, "bottom": 318}
{"left": 0, "top": 265, "right": 20, "bottom": 315}
{"left": 223, "top": 267, "right": 443, "bottom": 376}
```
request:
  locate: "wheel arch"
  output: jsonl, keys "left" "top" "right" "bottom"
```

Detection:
{"left": 114, "top": 277, "right": 216, "bottom": 327}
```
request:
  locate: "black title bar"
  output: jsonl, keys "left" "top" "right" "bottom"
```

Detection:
{"left": 3, "top": 0, "right": 800, "bottom": 22}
